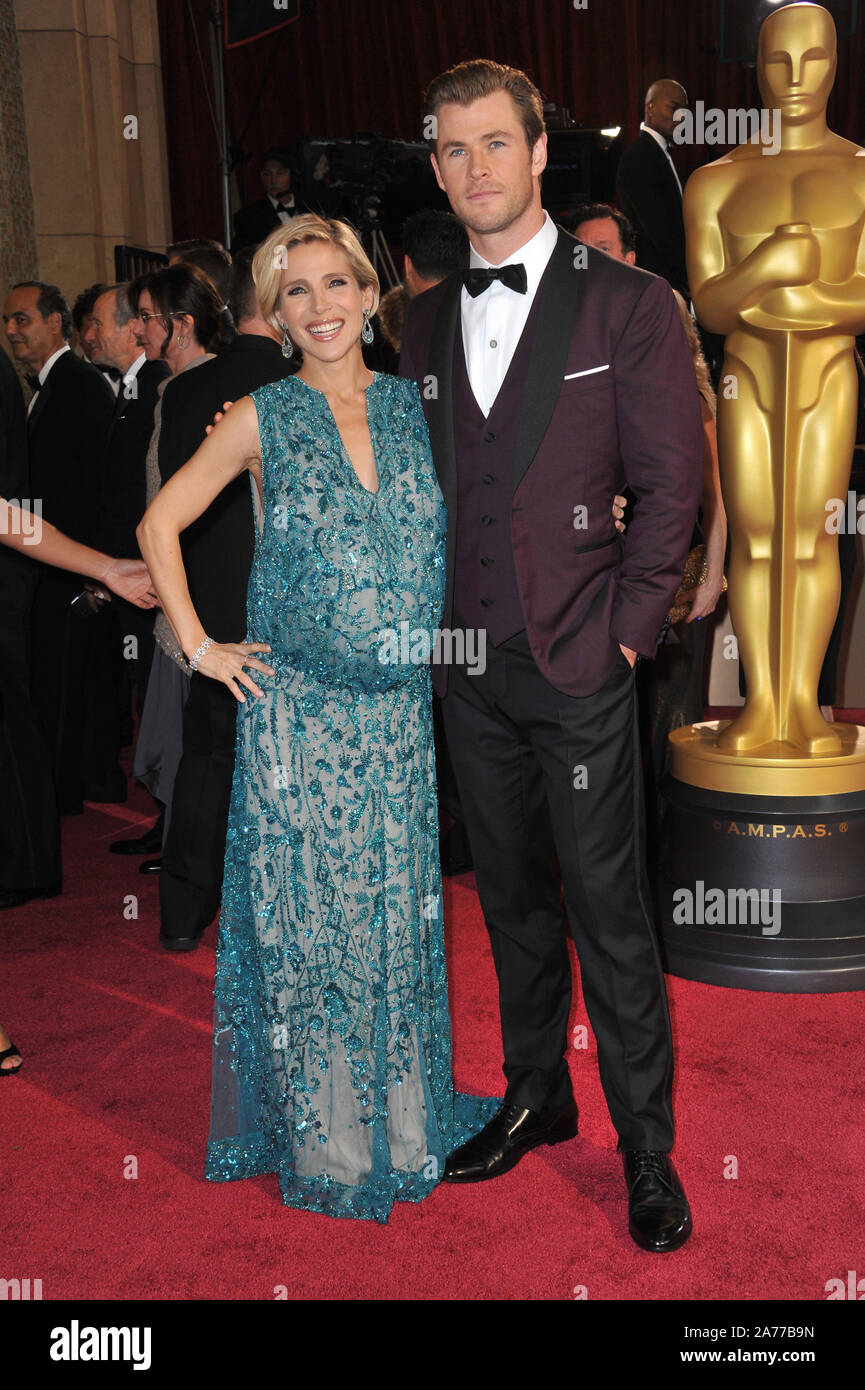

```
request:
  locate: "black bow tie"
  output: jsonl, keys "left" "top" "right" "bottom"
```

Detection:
{"left": 25, "top": 373, "right": 41, "bottom": 391}
{"left": 463, "top": 263, "right": 528, "bottom": 297}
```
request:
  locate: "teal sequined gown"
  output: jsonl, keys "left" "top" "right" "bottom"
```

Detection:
{"left": 205, "top": 373, "right": 496, "bottom": 1222}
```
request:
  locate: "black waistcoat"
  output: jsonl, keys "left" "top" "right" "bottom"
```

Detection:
{"left": 451, "top": 298, "right": 542, "bottom": 645}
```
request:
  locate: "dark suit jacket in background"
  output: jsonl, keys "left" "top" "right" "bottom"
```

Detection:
{"left": 616, "top": 130, "right": 689, "bottom": 297}
{"left": 28, "top": 348, "right": 115, "bottom": 547}
{"left": 99, "top": 358, "right": 170, "bottom": 558}
{"left": 0, "top": 346, "right": 29, "bottom": 501}
{"left": 0, "top": 345, "right": 33, "bottom": 652}
{"left": 232, "top": 196, "right": 284, "bottom": 252}
{"left": 96, "top": 356, "right": 169, "bottom": 722}
{"left": 0, "top": 347, "right": 33, "bottom": 603}
{"left": 0, "top": 349, "right": 60, "bottom": 897}
{"left": 400, "top": 228, "right": 703, "bottom": 698}
{"left": 26, "top": 349, "right": 117, "bottom": 812}
{"left": 157, "top": 332, "right": 294, "bottom": 642}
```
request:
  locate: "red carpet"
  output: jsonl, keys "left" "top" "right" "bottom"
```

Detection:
{"left": 2, "top": 751, "right": 865, "bottom": 1302}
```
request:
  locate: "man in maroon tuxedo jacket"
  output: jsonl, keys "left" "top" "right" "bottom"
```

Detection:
{"left": 400, "top": 61, "right": 703, "bottom": 1253}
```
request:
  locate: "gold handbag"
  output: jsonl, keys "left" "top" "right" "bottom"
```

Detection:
{"left": 668, "top": 544, "right": 727, "bottom": 624}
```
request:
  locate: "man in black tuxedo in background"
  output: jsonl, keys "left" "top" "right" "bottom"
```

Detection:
{"left": 0, "top": 345, "right": 61, "bottom": 906}
{"left": 233, "top": 146, "right": 301, "bottom": 252}
{"left": 572, "top": 202, "right": 638, "bottom": 267}
{"left": 377, "top": 209, "right": 469, "bottom": 365}
{"left": 3, "top": 281, "right": 115, "bottom": 815}
{"left": 0, "top": 345, "right": 29, "bottom": 515}
{"left": 72, "top": 283, "right": 116, "bottom": 386}
{"left": 156, "top": 247, "right": 296, "bottom": 951}
{"left": 616, "top": 80, "right": 689, "bottom": 298}
{"left": 83, "top": 285, "right": 171, "bottom": 853}
{"left": 85, "top": 284, "right": 170, "bottom": 706}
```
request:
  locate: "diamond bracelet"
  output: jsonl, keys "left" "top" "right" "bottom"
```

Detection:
{"left": 188, "top": 636, "right": 214, "bottom": 672}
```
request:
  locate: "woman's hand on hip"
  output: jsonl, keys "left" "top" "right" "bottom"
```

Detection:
{"left": 193, "top": 641, "right": 274, "bottom": 701}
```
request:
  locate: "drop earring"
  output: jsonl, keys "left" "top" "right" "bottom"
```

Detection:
{"left": 279, "top": 322, "right": 293, "bottom": 358}
{"left": 361, "top": 308, "right": 374, "bottom": 345}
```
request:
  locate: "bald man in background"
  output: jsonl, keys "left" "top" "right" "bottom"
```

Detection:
{"left": 616, "top": 79, "right": 689, "bottom": 297}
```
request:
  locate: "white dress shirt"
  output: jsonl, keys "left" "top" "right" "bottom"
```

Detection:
{"left": 461, "top": 210, "right": 559, "bottom": 418}
{"left": 27, "top": 342, "right": 70, "bottom": 416}
{"left": 640, "top": 121, "right": 683, "bottom": 197}
{"left": 120, "top": 351, "right": 147, "bottom": 401}
{"left": 269, "top": 193, "right": 297, "bottom": 225}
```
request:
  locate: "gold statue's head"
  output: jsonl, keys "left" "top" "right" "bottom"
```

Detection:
{"left": 757, "top": 2, "right": 837, "bottom": 120}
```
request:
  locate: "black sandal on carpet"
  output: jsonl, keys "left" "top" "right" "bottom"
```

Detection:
{"left": 0, "top": 1042, "right": 22, "bottom": 1076}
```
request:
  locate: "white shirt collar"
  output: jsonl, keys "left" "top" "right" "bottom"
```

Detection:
{"left": 38, "top": 343, "right": 71, "bottom": 386}
{"left": 640, "top": 121, "right": 682, "bottom": 197}
{"left": 641, "top": 121, "right": 670, "bottom": 153}
{"left": 122, "top": 352, "right": 146, "bottom": 388}
{"left": 467, "top": 209, "right": 558, "bottom": 296}
{"left": 268, "top": 193, "right": 295, "bottom": 211}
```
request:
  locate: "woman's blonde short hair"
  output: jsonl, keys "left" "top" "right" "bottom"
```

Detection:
{"left": 252, "top": 214, "right": 380, "bottom": 333}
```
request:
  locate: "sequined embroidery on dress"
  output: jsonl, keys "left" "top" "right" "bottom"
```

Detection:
{"left": 205, "top": 372, "right": 497, "bottom": 1222}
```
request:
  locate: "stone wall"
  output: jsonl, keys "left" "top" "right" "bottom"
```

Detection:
{"left": 9, "top": 0, "right": 171, "bottom": 307}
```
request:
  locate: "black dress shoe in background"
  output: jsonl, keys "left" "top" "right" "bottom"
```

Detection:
{"left": 622, "top": 1150, "right": 692, "bottom": 1252}
{"left": 110, "top": 811, "right": 164, "bottom": 857}
{"left": 443, "top": 1097, "right": 579, "bottom": 1183}
{"left": 139, "top": 858, "right": 162, "bottom": 875}
{"left": 160, "top": 930, "right": 203, "bottom": 952}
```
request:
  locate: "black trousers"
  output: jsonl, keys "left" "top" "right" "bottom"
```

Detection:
{"left": 30, "top": 571, "right": 92, "bottom": 815}
{"left": 79, "top": 605, "right": 127, "bottom": 805}
{"left": 28, "top": 573, "right": 126, "bottom": 812}
{"left": 159, "top": 674, "right": 238, "bottom": 939}
{"left": 640, "top": 616, "right": 709, "bottom": 865}
{"left": 440, "top": 627, "right": 675, "bottom": 1152}
{"left": 0, "top": 555, "right": 61, "bottom": 898}
{"left": 111, "top": 600, "right": 157, "bottom": 725}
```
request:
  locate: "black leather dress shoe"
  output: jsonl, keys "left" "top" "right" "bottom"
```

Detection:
{"left": 139, "top": 857, "right": 162, "bottom": 875}
{"left": 622, "top": 1150, "right": 692, "bottom": 1252}
{"left": 160, "top": 931, "right": 203, "bottom": 953}
{"left": 110, "top": 819, "right": 163, "bottom": 856}
{"left": 443, "top": 1097, "right": 579, "bottom": 1182}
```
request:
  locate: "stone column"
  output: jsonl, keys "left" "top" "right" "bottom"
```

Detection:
{"left": 12, "top": 0, "right": 172, "bottom": 304}
{"left": 0, "top": 0, "right": 38, "bottom": 312}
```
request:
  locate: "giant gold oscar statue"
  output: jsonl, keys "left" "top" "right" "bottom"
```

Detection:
{"left": 657, "top": 2, "right": 865, "bottom": 990}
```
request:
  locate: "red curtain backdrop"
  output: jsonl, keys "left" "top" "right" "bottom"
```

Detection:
{"left": 156, "top": 0, "right": 865, "bottom": 244}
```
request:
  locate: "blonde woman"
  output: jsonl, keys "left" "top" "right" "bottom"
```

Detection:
{"left": 138, "top": 216, "right": 494, "bottom": 1222}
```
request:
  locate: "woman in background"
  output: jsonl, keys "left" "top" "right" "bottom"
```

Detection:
{"left": 131, "top": 264, "right": 224, "bottom": 860}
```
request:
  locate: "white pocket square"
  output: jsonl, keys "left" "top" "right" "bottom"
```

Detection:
{"left": 564, "top": 364, "right": 610, "bottom": 380}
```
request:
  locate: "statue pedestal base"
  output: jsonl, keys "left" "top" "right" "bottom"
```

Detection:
{"left": 654, "top": 723, "right": 865, "bottom": 992}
